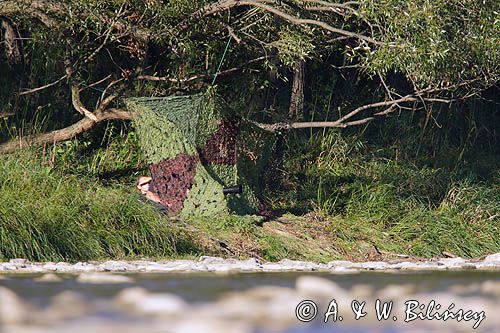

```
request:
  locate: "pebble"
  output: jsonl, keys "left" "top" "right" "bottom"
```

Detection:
{"left": 349, "top": 261, "right": 388, "bottom": 270}
{"left": 102, "top": 261, "right": 136, "bottom": 272}
{"left": 326, "top": 260, "right": 354, "bottom": 269}
{"left": 9, "top": 258, "right": 28, "bottom": 265}
{"left": 0, "top": 287, "right": 27, "bottom": 324}
{"left": 377, "top": 284, "right": 415, "bottom": 298}
{"left": 40, "top": 291, "right": 92, "bottom": 322}
{"left": 484, "top": 252, "right": 500, "bottom": 263}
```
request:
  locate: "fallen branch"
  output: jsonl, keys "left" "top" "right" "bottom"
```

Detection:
{"left": 1, "top": 69, "right": 131, "bottom": 154}
{"left": 0, "top": 109, "right": 134, "bottom": 154}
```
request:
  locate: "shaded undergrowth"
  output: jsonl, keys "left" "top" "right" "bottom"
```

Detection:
{"left": 266, "top": 118, "right": 499, "bottom": 259}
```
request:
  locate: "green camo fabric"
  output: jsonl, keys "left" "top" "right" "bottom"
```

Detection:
{"left": 125, "top": 92, "right": 273, "bottom": 218}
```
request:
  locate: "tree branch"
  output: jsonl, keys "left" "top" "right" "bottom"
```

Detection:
{"left": 137, "top": 56, "right": 267, "bottom": 83}
{"left": 0, "top": 1, "right": 61, "bottom": 27}
{"left": 70, "top": 84, "right": 98, "bottom": 121}
{"left": 302, "top": 0, "right": 359, "bottom": 15}
{"left": 0, "top": 0, "right": 150, "bottom": 41}
{"left": 193, "top": 0, "right": 382, "bottom": 45}
{"left": 251, "top": 92, "right": 453, "bottom": 132}
{"left": 18, "top": 75, "right": 67, "bottom": 96}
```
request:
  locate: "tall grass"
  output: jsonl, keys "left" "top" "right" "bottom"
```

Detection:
{"left": 271, "top": 127, "right": 500, "bottom": 258}
{"left": 0, "top": 152, "right": 195, "bottom": 262}
{"left": 328, "top": 180, "right": 500, "bottom": 258}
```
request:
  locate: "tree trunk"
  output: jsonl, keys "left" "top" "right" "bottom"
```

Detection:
{"left": 288, "top": 60, "right": 305, "bottom": 120}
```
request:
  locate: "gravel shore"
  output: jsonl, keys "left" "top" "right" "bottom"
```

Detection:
{"left": 1, "top": 253, "right": 500, "bottom": 274}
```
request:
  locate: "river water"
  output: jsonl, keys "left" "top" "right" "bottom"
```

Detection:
{"left": 1, "top": 270, "right": 499, "bottom": 333}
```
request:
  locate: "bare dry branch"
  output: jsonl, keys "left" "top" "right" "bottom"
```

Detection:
{"left": 302, "top": 0, "right": 359, "bottom": 15}
{"left": 226, "top": 25, "right": 242, "bottom": 43}
{"left": 251, "top": 91, "right": 453, "bottom": 132}
{"left": 18, "top": 75, "right": 67, "bottom": 96}
{"left": 85, "top": 75, "right": 112, "bottom": 90}
{"left": 70, "top": 84, "right": 97, "bottom": 121}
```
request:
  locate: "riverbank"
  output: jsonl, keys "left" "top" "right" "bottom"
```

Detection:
{"left": 1, "top": 253, "right": 500, "bottom": 274}
{"left": 1, "top": 141, "right": 499, "bottom": 264}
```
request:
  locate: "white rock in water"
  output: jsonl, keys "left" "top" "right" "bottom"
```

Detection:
{"left": 171, "top": 320, "right": 251, "bottom": 333}
{"left": 213, "top": 285, "right": 300, "bottom": 326}
{"left": 34, "top": 273, "right": 63, "bottom": 282}
{"left": 40, "top": 291, "right": 91, "bottom": 323}
{"left": 77, "top": 273, "right": 134, "bottom": 284}
{"left": 136, "top": 294, "right": 186, "bottom": 314}
{"left": 448, "top": 283, "right": 481, "bottom": 295}
{"left": 0, "top": 287, "right": 26, "bottom": 324}
{"left": 350, "top": 284, "right": 375, "bottom": 298}
{"left": 377, "top": 284, "right": 415, "bottom": 298}
{"left": 115, "top": 287, "right": 148, "bottom": 305}
{"left": 481, "top": 281, "right": 500, "bottom": 296}
{"left": 295, "top": 275, "right": 348, "bottom": 299}
{"left": 115, "top": 287, "right": 186, "bottom": 315}
{"left": 484, "top": 253, "right": 500, "bottom": 263}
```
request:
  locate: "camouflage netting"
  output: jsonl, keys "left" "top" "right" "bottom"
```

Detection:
{"left": 125, "top": 92, "right": 273, "bottom": 218}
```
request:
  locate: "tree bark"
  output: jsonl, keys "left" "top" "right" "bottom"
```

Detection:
{"left": 1, "top": 18, "right": 22, "bottom": 66}
{"left": 288, "top": 60, "right": 305, "bottom": 120}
